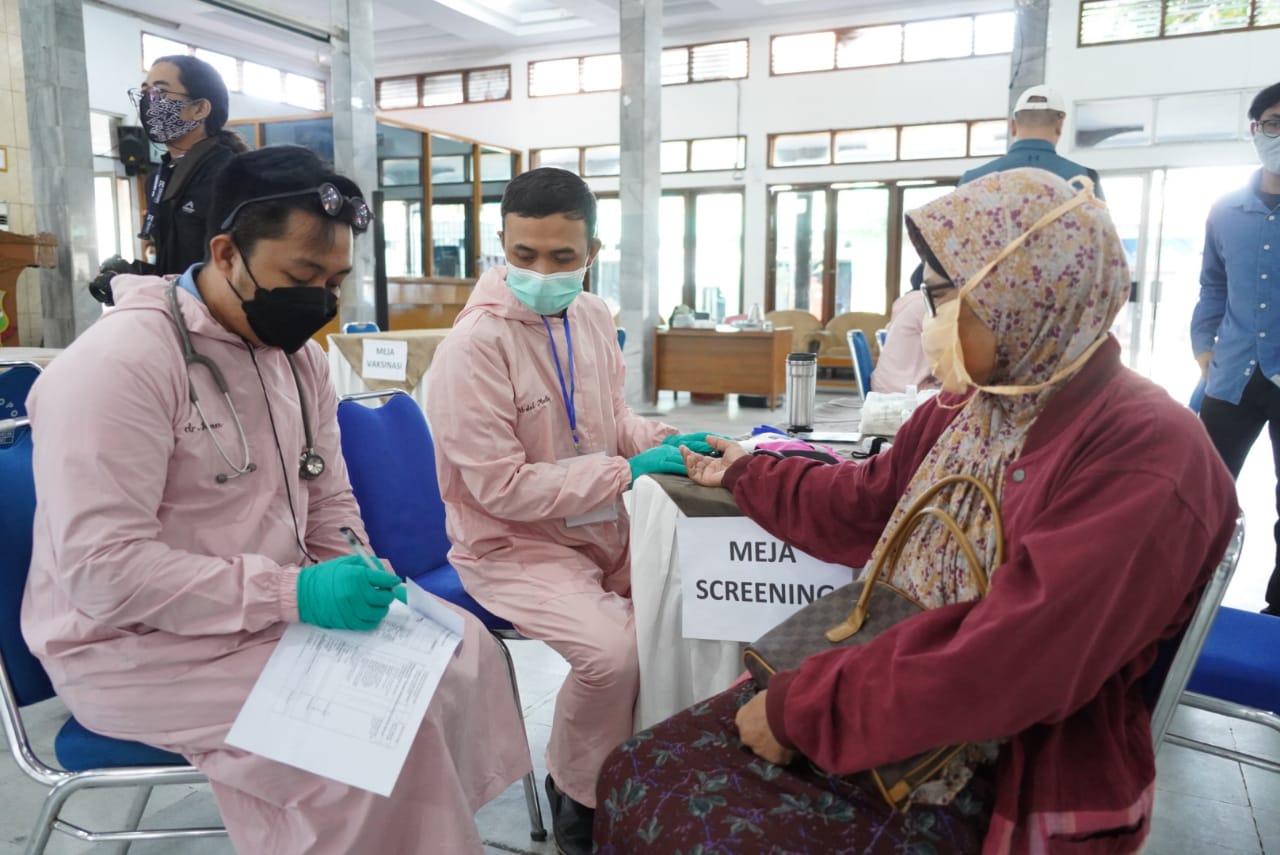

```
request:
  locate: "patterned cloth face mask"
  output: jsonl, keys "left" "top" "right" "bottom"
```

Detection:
{"left": 140, "top": 92, "right": 204, "bottom": 144}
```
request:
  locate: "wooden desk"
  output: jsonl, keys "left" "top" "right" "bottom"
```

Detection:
{"left": 652, "top": 328, "right": 790, "bottom": 404}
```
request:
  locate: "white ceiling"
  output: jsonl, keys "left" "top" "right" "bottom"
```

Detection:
{"left": 101, "top": 0, "right": 987, "bottom": 73}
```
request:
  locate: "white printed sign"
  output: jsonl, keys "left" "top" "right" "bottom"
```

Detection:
{"left": 362, "top": 339, "right": 408, "bottom": 382}
{"left": 678, "top": 515, "right": 855, "bottom": 643}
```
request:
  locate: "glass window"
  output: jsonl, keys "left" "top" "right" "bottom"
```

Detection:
{"left": 581, "top": 54, "right": 621, "bottom": 92}
{"left": 431, "top": 203, "right": 468, "bottom": 278}
{"left": 382, "top": 200, "right": 423, "bottom": 278}
{"left": 1074, "top": 98, "right": 1154, "bottom": 148}
{"left": 771, "top": 132, "right": 832, "bottom": 167}
{"left": 689, "top": 137, "right": 745, "bottom": 171}
{"left": 584, "top": 145, "right": 621, "bottom": 177}
{"left": 836, "top": 25, "right": 902, "bottom": 68}
{"left": 94, "top": 175, "right": 120, "bottom": 259}
{"left": 90, "top": 112, "right": 117, "bottom": 158}
{"left": 689, "top": 40, "right": 749, "bottom": 81}
{"left": 662, "top": 48, "right": 690, "bottom": 85}
{"left": 968, "top": 120, "right": 1008, "bottom": 156}
{"left": 422, "top": 72, "right": 464, "bottom": 106}
{"left": 659, "top": 195, "right": 688, "bottom": 318}
{"left": 261, "top": 118, "right": 333, "bottom": 161}
{"left": 973, "top": 12, "right": 1016, "bottom": 54}
{"left": 378, "top": 76, "right": 420, "bottom": 109}
{"left": 834, "top": 127, "right": 897, "bottom": 163}
{"left": 195, "top": 48, "right": 240, "bottom": 91}
{"left": 591, "top": 197, "right": 623, "bottom": 312}
{"left": 284, "top": 73, "right": 325, "bottom": 111}
{"left": 772, "top": 32, "right": 836, "bottom": 74}
{"left": 381, "top": 158, "right": 421, "bottom": 187}
{"left": 661, "top": 140, "right": 689, "bottom": 173}
{"left": 467, "top": 67, "right": 511, "bottom": 102}
{"left": 481, "top": 150, "right": 514, "bottom": 182}
{"left": 1164, "top": 0, "right": 1251, "bottom": 35}
{"left": 430, "top": 155, "right": 469, "bottom": 184}
{"left": 835, "top": 188, "right": 890, "bottom": 315}
{"left": 772, "top": 190, "right": 827, "bottom": 318}
{"left": 695, "top": 193, "right": 744, "bottom": 319}
{"left": 533, "top": 147, "right": 580, "bottom": 173}
{"left": 141, "top": 33, "right": 188, "bottom": 70}
{"left": 899, "top": 122, "right": 967, "bottom": 159}
{"left": 1079, "top": 0, "right": 1162, "bottom": 44}
{"left": 242, "top": 61, "right": 283, "bottom": 102}
{"left": 1155, "top": 91, "right": 1240, "bottom": 142}
{"left": 1257, "top": 0, "right": 1280, "bottom": 25}
{"left": 902, "top": 17, "right": 973, "bottom": 62}
{"left": 479, "top": 201, "right": 504, "bottom": 273}
{"left": 529, "top": 58, "right": 581, "bottom": 97}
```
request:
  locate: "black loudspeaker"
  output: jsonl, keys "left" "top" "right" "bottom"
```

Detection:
{"left": 117, "top": 126, "right": 152, "bottom": 177}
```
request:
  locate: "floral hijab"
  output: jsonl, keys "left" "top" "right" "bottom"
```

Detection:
{"left": 875, "top": 168, "right": 1131, "bottom": 609}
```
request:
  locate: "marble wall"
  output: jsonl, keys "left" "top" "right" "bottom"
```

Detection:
{"left": 0, "top": 0, "right": 40, "bottom": 347}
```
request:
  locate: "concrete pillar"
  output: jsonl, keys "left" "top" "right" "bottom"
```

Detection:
{"left": 617, "top": 0, "right": 662, "bottom": 407}
{"left": 1009, "top": 0, "right": 1049, "bottom": 112}
{"left": 330, "top": 0, "right": 378, "bottom": 325}
{"left": 19, "top": 0, "right": 99, "bottom": 346}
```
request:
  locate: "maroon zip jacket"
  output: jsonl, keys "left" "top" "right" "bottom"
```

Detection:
{"left": 723, "top": 337, "right": 1238, "bottom": 854}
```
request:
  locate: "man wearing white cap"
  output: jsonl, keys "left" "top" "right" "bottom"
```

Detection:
{"left": 961, "top": 84, "right": 1104, "bottom": 199}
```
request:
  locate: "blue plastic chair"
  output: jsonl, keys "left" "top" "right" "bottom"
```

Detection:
{"left": 616, "top": 327, "right": 626, "bottom": 351}
{"left": 845, "top": 329, "right": 875, "bottom": 399}
{"left": 1163, "top": 602, "right": 1280, "bottom": 774}
{"left": 336, "top": 390, "right": 547, "bottom": 841}
{"left": 0, "top": 362, "right": 39, "bottom": 419}
{"left": 342, "top": 321, "right": 380, "bottom": 334}
{"left": 0, "top": 362, "right": 225, "bottom": 855}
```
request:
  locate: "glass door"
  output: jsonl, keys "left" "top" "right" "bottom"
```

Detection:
{"left": 835, "top": 187, "right": 890, "bottom": 316}
{"left": 772, "top": 189, "right": 828, "bottom": 319}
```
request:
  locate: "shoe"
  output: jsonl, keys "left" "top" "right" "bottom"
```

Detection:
{"left": 544, "top": 774, "right": 594, "bottom": 855}
{"left": 1262, "top": 605, "right": 1280, "bottom": 617}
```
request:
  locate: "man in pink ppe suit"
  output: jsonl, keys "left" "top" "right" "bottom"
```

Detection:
{"left": 427, "top": 167, "right": 709, "bottom": 855}
{"left": 21, "top": 146, "right": 531, "bottom": 853}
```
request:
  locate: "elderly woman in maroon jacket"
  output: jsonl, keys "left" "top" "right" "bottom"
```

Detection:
{"left": 592, "top": 169, "right": 1238, "bottom": 855}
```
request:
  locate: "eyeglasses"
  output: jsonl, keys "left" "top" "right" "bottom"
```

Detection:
{"left": 1256, "top": 118, "right": 1280, "bottom": 139}
{"left": 127, "top": 85, "right": 192, "bottom": 108}
{"left": 218, "top": 183, "right": 372, "bottom": 234}
{"left": 922, "top": 281, "right": 958, "bottom": 317}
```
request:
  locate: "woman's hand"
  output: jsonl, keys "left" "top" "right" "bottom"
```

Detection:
{"left": 735, "top": 690, "right": 795, "bottom": 766}
{"left": 680, "top": 435, "right": 747, "bottom": 488}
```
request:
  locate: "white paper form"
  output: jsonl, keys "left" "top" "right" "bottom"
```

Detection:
{"left": 226, "top": 581, "right": 463, "bottom": 795}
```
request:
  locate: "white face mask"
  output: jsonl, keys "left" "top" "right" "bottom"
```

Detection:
{"left": 1254, "top": 130, "right": 1280, "bottom": 175}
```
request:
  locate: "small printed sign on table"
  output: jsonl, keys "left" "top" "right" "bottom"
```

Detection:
{"left": 361, "top": 339, "right": 408, "bottom": 382}
{"left": 678, "top": 515, "right": 855, "bottom": 643}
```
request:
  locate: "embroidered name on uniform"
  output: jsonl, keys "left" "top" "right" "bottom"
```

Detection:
{"left": 517, "top": 394, "right": 552, "bottom": 415}
{"left": 183, "top": 421, "right": 223, "bottom": 433}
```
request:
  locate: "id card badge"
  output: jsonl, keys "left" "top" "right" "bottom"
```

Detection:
{"left": 556, "top": 447, "right": 620, "bottom": 527}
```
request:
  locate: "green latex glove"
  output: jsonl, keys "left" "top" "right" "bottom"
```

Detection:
{"left": 662, "top": 432, "right": 729, "bottom": 456}
{"left": 628, "top": 445, "right": 688, "bottom": 485}
{"left": 296, "top": 555, "right": 404, "bottom": 631}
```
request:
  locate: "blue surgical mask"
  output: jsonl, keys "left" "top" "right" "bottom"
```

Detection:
{"left": 1254, "top": 131, "right": 1280, "bottom": 175}
{"left": 505, "top": 263, "right": 585, "bottom": 315}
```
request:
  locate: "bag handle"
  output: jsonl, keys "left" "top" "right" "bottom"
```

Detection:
{"left": 825, "top": 473, "right": 1003, "bottom": 642}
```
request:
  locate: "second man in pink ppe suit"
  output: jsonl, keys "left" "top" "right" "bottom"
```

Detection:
{"left": 428, "top": 167, "right": 704, "bottom": 855}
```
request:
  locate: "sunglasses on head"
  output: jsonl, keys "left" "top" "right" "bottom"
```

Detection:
{"left": 218, "top": 183, "right": 372, "bottom": 234}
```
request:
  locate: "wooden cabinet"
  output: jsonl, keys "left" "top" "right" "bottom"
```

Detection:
{"left": 651, "top": 328, "right": 791, "bottom": 404}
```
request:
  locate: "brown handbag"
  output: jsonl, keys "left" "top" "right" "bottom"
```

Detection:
{"left": 742, "top": 473, "right": 1003, "bottom": 811}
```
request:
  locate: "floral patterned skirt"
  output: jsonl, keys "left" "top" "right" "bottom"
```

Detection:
{"left": 593, "top": 681, "right": 994, "bottom": 855}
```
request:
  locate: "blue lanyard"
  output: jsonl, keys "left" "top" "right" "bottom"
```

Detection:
{"left": 541, "top": 315, "right": 580, "bottom": 450}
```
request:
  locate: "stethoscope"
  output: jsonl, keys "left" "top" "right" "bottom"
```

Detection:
{"left": 167, "top": 281, "right": 325, "bottom": 484}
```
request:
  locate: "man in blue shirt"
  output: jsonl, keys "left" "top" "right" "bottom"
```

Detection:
{"left": 1191, "top": 81, "right": 1280, "bottom": 616}
{"left": 961, "top": 85, "right": 1104, "bottom": 199}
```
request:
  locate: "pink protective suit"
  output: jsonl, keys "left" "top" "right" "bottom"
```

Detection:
{"left": 21, "top": 273, "right": 531, "bottom": 854}
{"left": 426, "top": 268, "right": 676, "bottom": 807}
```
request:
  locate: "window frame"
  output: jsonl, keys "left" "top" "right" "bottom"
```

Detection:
{"left": 768, "top": 119, "right": 1004, "bottom": 168}
{"left": 769, "top": 11, "right": 1013, "bottom": 76}
{"left": 375, "top": 64, "right": 513, "bottom": 110}
{"left": 1077, "top": 0, "right": 1278, "bottom": 46}
{"left": 531, "top": 135, "right": 748, "bottom": 175}
{"left": 528, "top": 38, "right": 750, "bottom": 98}
{"left": 140, "top": 31, "right": 327, "bottom": 111}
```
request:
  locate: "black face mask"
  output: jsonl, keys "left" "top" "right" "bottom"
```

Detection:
{"left": 230, "top": 258, "right": 338, "bottom": 354}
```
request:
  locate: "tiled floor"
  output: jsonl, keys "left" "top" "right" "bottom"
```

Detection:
{"left": 2, "top": 392, "right": 1276, "bottom": 854}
